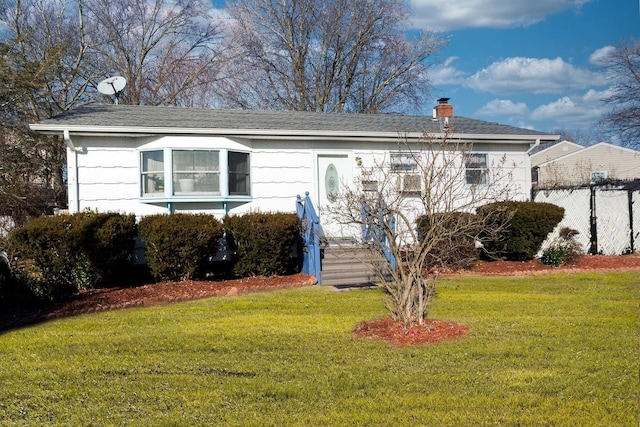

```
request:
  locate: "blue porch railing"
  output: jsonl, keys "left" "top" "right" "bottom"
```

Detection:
{"left": 296, "top": 192, "right": 321, "bottom": 284}
{"left": 360, "top": 197, "right": 397, "bottom": 271}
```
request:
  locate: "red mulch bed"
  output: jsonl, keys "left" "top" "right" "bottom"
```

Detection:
{"left": 354, "top": 318, "right": 469, "bottom": 346}
{"left": 3, "top": 255, "right": 640, "bottom": 346}
{"left": 444, "top": 254, "right": 640, "bottom": 277}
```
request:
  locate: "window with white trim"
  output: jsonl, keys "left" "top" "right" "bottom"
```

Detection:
{"left": 228, "top": 151, "right": 250, "bottom": 195}
{"left": 465, "top": 153, "right": 488, "bottom": 185}
{"left": 390, "top": 152, "right": 421, "bottom": 195}
{"left": 172, "top": 150, "right": 220, "bottom": 195}
{"left": 141, "top": 150, "right": 165, "bottom": 196}
{"left": 590, "top": 171, "right": 606, "bottom": 184}
{"left": 140, "top": 149, "right": 250, "bottom": 199}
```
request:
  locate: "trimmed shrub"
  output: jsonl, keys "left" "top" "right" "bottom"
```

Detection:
{"left": 9, "top": 212, "right": 137, "bottom": 300}
{"left": 224, "top": 212, "right": 301, "bottom": 277}
{"left": 138, "top": 213, "right": 223, "bottom": 282}
{"left": 478, "top": 201, "right": 565, "bottom": 261}
{"left": 416, "top": 212, "right": 481, "bottom": 270}
{"left": 76, "top": 212, "right": 137, "bottom": 285}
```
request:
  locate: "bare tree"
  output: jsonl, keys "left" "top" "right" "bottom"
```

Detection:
{"left": 550, "top": 127, "right": 606, "bottom": 146}
{"left": 2, "top": 0, "right": 95, "bottom": 119}
{"left": 84, "top": 0, "right": 226, "bottom": 106}
{"left": 327, "top": 131, "right": 516, "bottom": 325}
{"left": 0, "top": 24, "right": 68, "bottom": 230}
{"left": 0, "top": 0, "right": 230, "bottom": 231}
{"left": 601, "top": 39, "right": 640, "bottom": 148}
{"left": 3, "top": 0, "right": 230, "bottom": 109}
{"left": 223, "top": 0, "right": 444, "bottom": 113}
{"left": 0, "top": 126, "right": 66, "bottom": 232}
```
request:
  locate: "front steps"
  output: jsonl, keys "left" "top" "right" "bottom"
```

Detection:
{"left": 319, "top": 243, "right": 393, "bottom": 287}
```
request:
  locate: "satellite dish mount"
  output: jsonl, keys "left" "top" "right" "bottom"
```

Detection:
{"left": 97, "top": 76, "right": 127, "bottom": 104}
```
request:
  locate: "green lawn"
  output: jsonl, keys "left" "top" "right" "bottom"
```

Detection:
{"left": 0, "top": 272, "right": 638, "bottom": 426}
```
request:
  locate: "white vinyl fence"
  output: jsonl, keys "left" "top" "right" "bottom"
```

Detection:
{"left": 533, "top": 185, "right": 640, "bottom": 255}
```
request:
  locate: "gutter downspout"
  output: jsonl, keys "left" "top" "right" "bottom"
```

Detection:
{"left": 526, "top": 138, "right": 541, "bottom": 154}
{"left": 526, "top": 139, "right": 541, "bottom": 200}
{"left": 63, "top": 130, "right": 82, "bottom": 213}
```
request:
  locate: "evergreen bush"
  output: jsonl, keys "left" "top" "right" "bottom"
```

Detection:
{"left": 138, "top": 213, "right": 223, "bottom": 282}
{"left": 10, "top": 212, "right": 137, "bottom": 300}
{"left": 478, "top": 201, "right": 564, "bottom": 261}
{"left": 224, "top": 212, "right": 301, "bottom": 277}
{"left": 540, "top": 246, "right": 568, "bottom": 267}
{"left": 540, "top": 227, "right": 583, "bottom": 267}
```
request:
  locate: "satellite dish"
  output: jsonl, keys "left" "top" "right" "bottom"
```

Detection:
{"left": 97, "top": 76, "right": 126, "bottom": 104}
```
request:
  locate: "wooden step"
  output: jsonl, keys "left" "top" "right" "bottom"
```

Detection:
{"left": 319, "top": 244, "right": 392, "bottom": 286}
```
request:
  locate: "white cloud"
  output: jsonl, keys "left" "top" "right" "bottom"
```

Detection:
{"left": 429, "top": 57, "right": 468, "bottom": 85}
{"left": 530, "top": 89, "right": 610, "bottom": 127}
{"left": 476, "top": 99, "right": 529, "bottom": 117}
{"left": 589, "top": 46, "right": 616, "bottom": 65}
{"left": 409, "top": 0, "right": 594, "bottom": 31}
{"left": 465, "top": 57, "right": 608, "bottom": 95}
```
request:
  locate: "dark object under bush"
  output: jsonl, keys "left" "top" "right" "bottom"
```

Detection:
{"left": 224, "top": 212, "right": 301, "bottom": 277}
{"left": 138, "top": 213, "right": 223, "bottom": 282}
{"left": 478, "top": 201, "right": 564, "bottom": 261}
{"left": 10, "top": 212, "right": 137, "bottom": 300}
{"left": 0, "top": 251, "right": 10, "bottom": 304}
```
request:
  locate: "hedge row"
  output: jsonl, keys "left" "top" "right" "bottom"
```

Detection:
{"left": 2, "top": 211, "right": 302, "bottom": 304}
{"left": 138, "top": 212, "right": 301, "bottom": 281}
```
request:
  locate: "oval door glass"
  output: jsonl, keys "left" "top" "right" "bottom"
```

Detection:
{"left": 325, "top": 163, "right": 339, "bottom": 201}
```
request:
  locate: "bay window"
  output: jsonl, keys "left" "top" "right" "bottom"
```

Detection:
{"left": 228, "top": 151, "right": 250, "bottom": 195}
{"left": 140, "top": 149, "right": 250, "bottom": 199}
{"left": 141, "top": 150, "right": 164, "bottom": 196}
{"left": 172, "top": 150, "right": 220, "bottom": 195}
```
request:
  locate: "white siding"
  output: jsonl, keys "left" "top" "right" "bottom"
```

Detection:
{"left": 66, "top": 134, "right": 533, "bottom": 226}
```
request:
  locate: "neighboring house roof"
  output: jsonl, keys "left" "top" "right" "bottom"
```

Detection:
{"left": 535, "top": 142, "right": 640, "bottom": 168}
{"left": 529, "top": 139, "right": 583, "bottom": 156}
{"left": 533, "top": 142, "right": 640, "bottom": 186}
{"left": 530, "top": 140, "right": 585, "bottom": 167}
{"left": 31, "top": 104, "right": 559, "bottom": 142}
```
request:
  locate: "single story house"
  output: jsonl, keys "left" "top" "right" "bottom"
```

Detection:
{"left": 30, "top": 100, "right": 559, "bottom": 239}
{"left": 531, "top": 141, "right": 640, "bottom": 187}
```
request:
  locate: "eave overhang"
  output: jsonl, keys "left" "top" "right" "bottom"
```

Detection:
{"left": 29, "top": 123, "right": 560, "bottom": 144}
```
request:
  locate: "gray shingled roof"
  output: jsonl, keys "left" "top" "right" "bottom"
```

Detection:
{"left": 35, "top": 104, "right": 555, "bottom": 138}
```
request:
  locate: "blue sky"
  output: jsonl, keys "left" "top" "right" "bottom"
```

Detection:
{"left": 213, "top": 0, "right": 639, "bottom": 138}
{"left": 410, "top": 0, "right": 640, "bottom": 136}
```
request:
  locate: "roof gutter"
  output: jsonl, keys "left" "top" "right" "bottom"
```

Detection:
{"left": 32, "top": 124, "right": 559, "bottom": 144}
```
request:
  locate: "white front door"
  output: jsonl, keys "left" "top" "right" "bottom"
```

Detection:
{"left": 316, "top": 154, "right": 353, "bottom": 239}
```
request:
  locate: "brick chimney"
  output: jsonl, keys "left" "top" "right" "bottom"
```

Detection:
{"left": 434, "top": 98, "right": 453, "bottom": 118}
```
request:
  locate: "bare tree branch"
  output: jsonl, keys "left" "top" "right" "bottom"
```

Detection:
{"left": 223, "top": 0, "right": 444, "bottom": 113}
{"left": 601, "top": 39, "right": 640, "bottom": 148}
